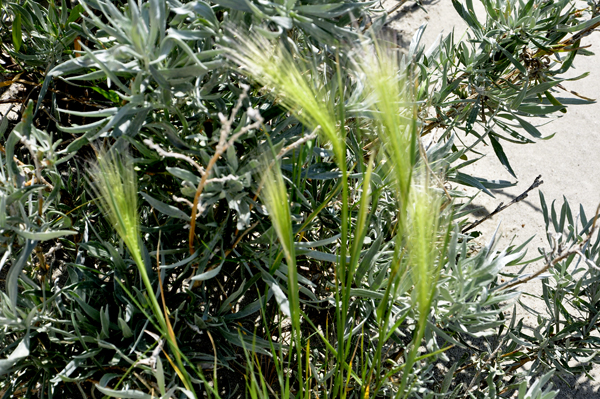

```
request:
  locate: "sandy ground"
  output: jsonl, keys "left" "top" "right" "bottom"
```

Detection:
{"left": 384, "top": 0, "right": 600, "bottom": 397}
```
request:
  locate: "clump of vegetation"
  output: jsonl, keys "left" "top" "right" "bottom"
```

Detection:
{"left": 0, "top": 0, "right": 599, "bottom": 398}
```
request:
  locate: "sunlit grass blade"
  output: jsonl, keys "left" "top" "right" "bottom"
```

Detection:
{"left": 258, "top": 153, "right": 303, "bottom": 392}
{"left": 397, "top": 172, "right": 446, "bottom": 398}
{"left": 406, "top": 175, "right": 444, "bottom": 320}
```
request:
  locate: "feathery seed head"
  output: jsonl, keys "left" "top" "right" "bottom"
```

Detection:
{"left": 225, "top": 32, "right": 343, "bottom": 166}
{"left": 88, "top": 149, "right": 142, "bottom": 264}
{"left": 259, "top": 155, "right": 295, "bottom": 265}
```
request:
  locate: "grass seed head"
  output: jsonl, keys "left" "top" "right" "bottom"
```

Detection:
{"left": 88, "top": 149, "right": 142, "bottom": 264}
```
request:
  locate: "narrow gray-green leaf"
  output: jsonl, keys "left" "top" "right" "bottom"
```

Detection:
{"left": 6, "top": 240, "right": 36, "bottom": 311}
{"left": 13, "top": 228, "right": 77, "bottom": 241}
{"left": 141, "top": 192, "right": 190, "bottom": 221}
{"left": 269, "top": 281, "right": 290, "bottom": 317}
{"left": 191, "top": 263, "right": 222, "bottom": 281}
{"left": 166, "top": 166, "right": 201, "bottom": 186}
{"left": 0, "top": 332, "right": 29, "bottom": 376}
{"left": 489, "top": 135, "right": 517, "bottom": 178}
{"left": 517, "top": 104, "right": 565, "bottom": 115}
{"left": 95, "top": 385, "right": 153, "bottom": 399}
{"left": 557, "top": 14, "right": 600, "bottom": 32}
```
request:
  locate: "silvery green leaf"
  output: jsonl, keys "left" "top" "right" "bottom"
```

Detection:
{"left": 226, "top": 192, "right": 251, "bottom": 229}
{"left": 0, "top": 247, "right": 11, "bottom": 276}
{"left": 348, "top": 288, "right": 384, "bottom": 300}
{"left": 269, "top": 281, "right": 290, "bottom": 317}
{"left": 118, "top": 317, "right": 133, "bottom": 338}
{"left": 0, "top": 332, "right": 30, "bottom": 376}
{"left": 175, "top": 388, "right": 196, "bottom": 398}
{"left": 295, "top": 234, "right": 341, "bottom": 248}
{"left": 71, "top": 293, "right": 101, "bottom": 321}
{"left": 76, "top": 42, "right": 131, "bottom": 94}
{"left": 100, "top": 306, "right": 110, "bottom": 339}
{"left": 517, "top": 104, "right": 566, "bottom": 115}
{"left": 273, "top": 268, "right": 317, "bottom": 302}
{"left": 508, "top": 331, "right": 535, "bottom": 348}
{"left": 524, "top": 79, "right": 564, "bottom": 99}
{"left": 441, "top": 361, "right": 459, "bottom": 393}
{"left": 451, "top": 172, "right": 516, "bottom": 196}
{"left": 0, "top": 106, "right": 11, "bottom": 139}
{"left": 0, "top": 194, "right": 6, "bottom": 228}
{"left": 161, "top": 34, "right": 209, "bottom": 67}
{"left": 503, "top": 114, "right": 544, "bottom": 139}
{"left": 95, "top": 385, "right": 154, "bottom": 399}
{"left": 97, "top": 340, "right": 137, "bottom": 365}
{"left": 409, "top": 24, "right": 426, "bottom": 59}
{"left": 158, "top": 251, "right": 199, "bottom": 270}
{"left": 296, "top": 249, "right": 351, "bottom": 264}
{"left": 118, "top": 108, "right": 149, "bottom": 139}
{"left": 191, "top": 262, "right": 223, "bottom": 281}
{"left": 356, "top": 235, "right": 383, "bottom": 284}
{"left": 519, "top": 371, "right": 557, "bottom": 399}
{"left": 141, "top": 192, "right": 191, "bottom": 221}
{"left": 489, "top": 135, "right": 517, "bottom": 178}
{"left": 166, "top": 166, "right": 201, "bottom": 186}
{"left": 50, "top": 354, "right": 88, "bottom": 383}
{"left": 58, "top": 117, "right": 107, "bottom": 134}
{"left": 491, "top": 40, "right": 527, "bottom": 75}
{"left": 6, "top": 240, "right": 36, "bottom": 311}
{"left": 167, "top": 28, "right": 213, "bottom": 41}
{"left": 154, "top": 357, "right": 166, "bottom": 395}
{"left": 211, "top": 0, "right": 254, "bottom": 13}
{"left": 187, "top": 1, "right": 219, "bottom": 28}
{"left": 160, "top": 64, "right": 209, "bottom": 79}
{"left": 557, "top": 14, "right": 600, "bottom": 32}
{"left": 224, "top": 290, "right": 273, "bottom": 321}
{"left": 147, "top": 0, "right": 166, "bottom": 45}
{"left": 92, "top": 103, "right": 148, "bottom": 139}
{"left": 217, "top": 279, "right": 246, "bottom": 315}
{"left": 226, "top": 145, "right": 238, "bottom": 171}
{"left": 12, "top": 228, "right": 76, "bottom": 241}
{"left": 57, "top": 107, "right": 119, "bottom": 118}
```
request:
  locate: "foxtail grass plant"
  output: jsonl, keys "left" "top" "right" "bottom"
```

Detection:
{"left": 397, "top": 173, "right": 449, "bottom": 398}
{"left": 361, "top": 41, "right": 451, "bottom": 398}
{"left": 354, "top": 36, "right": 417, "bottom": 212}
{"left": 87, "top": 149, "right": 196, "bottom": 394}
{"left": 230, "top": 32, "right": 451, "bottom": 398}
{"left": 258, "top": 152, "right": 303, "bottom": 393}
{"left": 226, "top": 33, "right": 357, "bottom": 398}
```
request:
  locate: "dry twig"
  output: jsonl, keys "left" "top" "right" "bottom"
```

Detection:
{"left": 188, "top": 86, "right": 263, "bottom": 254}
{"left": 462, "top": 175, "right": 544, "bottom": 234}
{"left": 497, "top": 203, "right": 600, "bottom": 291}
